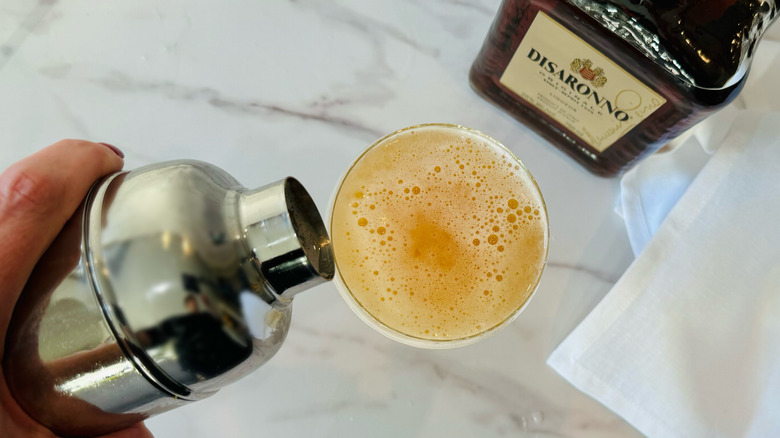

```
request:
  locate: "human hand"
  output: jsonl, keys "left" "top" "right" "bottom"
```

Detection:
{"left": 0, "top": 140, "right": 152, "bottom": 438}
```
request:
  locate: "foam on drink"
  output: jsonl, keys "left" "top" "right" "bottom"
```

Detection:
{"left": 331, "top": 125, "right": 547, "bottom": 341}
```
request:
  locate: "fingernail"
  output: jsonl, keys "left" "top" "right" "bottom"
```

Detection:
{"left": 100, "top": 142, "right": 125, "bottom": 158}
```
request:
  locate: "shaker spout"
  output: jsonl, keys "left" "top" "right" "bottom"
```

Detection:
{"left": 239, "top": 177, "right": 334, "bottom": 302}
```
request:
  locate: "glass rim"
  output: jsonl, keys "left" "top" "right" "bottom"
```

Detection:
{"left": 328, "top": 123, "right": 550, "bottom": 349}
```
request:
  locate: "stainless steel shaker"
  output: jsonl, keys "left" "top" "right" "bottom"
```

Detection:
{"left": 3, "top": 160, "right": 334, "bottom": 436}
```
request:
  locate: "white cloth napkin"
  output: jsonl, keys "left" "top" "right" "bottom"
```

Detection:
{"left": 616, "top": 33, "right": 780, "bottom": 256}
{"left": 548, "top": 111, "right": 780, "bottom": 437}
{"left": 615, "top": 104, "right": 744, "bottom": 256}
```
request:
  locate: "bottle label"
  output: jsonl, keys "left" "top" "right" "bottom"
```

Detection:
{"left": 499, "top": 11, "right": 666, "bottom": 152}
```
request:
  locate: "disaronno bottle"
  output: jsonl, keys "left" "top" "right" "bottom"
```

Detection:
{"left": 470, "top": 0, "right": 778, "bottom": 176}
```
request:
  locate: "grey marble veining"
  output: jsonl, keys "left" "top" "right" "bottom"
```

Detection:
{"left": 84, "top": 70, "right": 386, "bottom": 137}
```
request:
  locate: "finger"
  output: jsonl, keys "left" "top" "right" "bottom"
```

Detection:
{"left": 0, "top": 140, "right": 123, "bottom": 347}
{"left": 99, "top": 423, "right": 154, "bottom": 438}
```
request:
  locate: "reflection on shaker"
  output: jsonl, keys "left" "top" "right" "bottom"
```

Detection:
{"left": 3, "top": 161, "right": 333, "bottom": 437}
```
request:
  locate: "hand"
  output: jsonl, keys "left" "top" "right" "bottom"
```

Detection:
{"left": 0, "top": 140, "right": 152, "bottom": 438}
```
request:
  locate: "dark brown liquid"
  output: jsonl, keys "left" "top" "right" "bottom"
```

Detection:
{"left": 610, "top": 0, "right": 772, "bottom": 88}
{"left": 468, "top": 0, "right": 774, "bottom": 176}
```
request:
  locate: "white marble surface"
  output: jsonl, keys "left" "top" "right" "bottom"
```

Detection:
{"left": 1, "top": 1, "right": 771, "bottom": 437}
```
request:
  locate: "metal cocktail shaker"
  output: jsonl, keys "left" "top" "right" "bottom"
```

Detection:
{"left": 3, "top": 160, "right": 334, "bottom": 436}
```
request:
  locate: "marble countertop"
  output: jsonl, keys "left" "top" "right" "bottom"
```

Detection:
{"left": 7, "top": 1, "right": 772, "bottom": 437}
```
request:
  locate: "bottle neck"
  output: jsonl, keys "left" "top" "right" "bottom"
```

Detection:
{"left": 567, "top": 0, "right": 778, "bottom": 90}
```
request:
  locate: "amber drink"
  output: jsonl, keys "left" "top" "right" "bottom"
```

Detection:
{"left": 330, "top": 124, "right": 548, "bottom": 348}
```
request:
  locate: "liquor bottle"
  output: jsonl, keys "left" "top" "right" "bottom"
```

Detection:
{"left": 3, "top": 161, "right": 334, "bottom": 436}
{"left": 470, "top": 0, "right": 778, "bottom": 176}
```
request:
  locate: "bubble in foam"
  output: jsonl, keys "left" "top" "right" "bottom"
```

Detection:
{"left": 332, "top": 125, "right": 547, "bottom": 342}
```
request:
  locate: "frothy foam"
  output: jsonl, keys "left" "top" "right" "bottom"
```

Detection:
{"left": 331, "top": 125, "right": 548, "bottom": 341}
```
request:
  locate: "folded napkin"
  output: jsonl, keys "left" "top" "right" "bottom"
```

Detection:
{"left": 615, "top": 104, "right": 743, "bottom": 256}
{"left": 548, "top": 112, "right": 780, "bottom": 437}
{"left": 616, "top": 34, "right": 780, "bottom": 257}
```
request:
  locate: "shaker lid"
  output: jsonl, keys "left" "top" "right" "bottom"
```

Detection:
{"left": 239, "top": 177, "right": 334, "bottom": 301}
{"left": 83, "top": 163, "right": 335, "bottom": 401}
